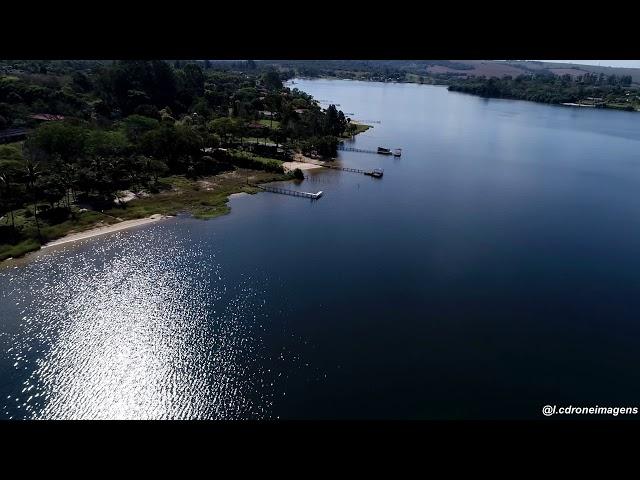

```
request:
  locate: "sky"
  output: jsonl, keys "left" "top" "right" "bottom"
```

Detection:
{"left": 539, "top": 60, "right": 640, "bottom": 69}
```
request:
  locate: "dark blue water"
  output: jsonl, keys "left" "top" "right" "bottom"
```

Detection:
{"left": 2, "top": 79, "right": 640, "bottom": 419}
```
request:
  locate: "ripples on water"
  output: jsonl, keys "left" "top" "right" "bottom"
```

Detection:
{"left": 0, "top": 224, "right": 275, "bottom": 419}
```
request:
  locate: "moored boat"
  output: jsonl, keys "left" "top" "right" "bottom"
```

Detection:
{"left": 365, "top": 168, "right": 384, "bottom": 178}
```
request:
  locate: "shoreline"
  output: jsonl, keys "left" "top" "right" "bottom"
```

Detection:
{"left": 1, "top": 100, "right": 373, "bottom": 264}
{"left": 1, "top": 214, "right": 171, "bottom": 268}
{"left": 291, "top": 77, "right": 639, "bottom": 113}
{"left": 42, "top": 214, "right": 169, "bottom": 249}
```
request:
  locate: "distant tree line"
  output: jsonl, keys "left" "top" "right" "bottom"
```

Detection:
{"left": 447, "top": 73, "right": 638, "bottom": 108}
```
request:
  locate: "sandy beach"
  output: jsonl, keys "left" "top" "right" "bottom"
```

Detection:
{"left": 42, "top": 214, "right": 169, "bottom": 248}
{"left": 228, "top": 192, "right": 249, "bottom": 199}
{"left": 282, "top": 153, "right": 328, "bottom": 173}
{"left": 282, "top": 161, "right": 325, "bottom": 173}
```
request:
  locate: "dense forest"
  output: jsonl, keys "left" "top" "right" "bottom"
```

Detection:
{"left": 447, "top": 72, "right": 639, "bottom": 110}
{"left": 262, "top": 60, "right": 472, "bottom": 84}
{"left": 0, "top": 60, "right": 361, "bottom": 260}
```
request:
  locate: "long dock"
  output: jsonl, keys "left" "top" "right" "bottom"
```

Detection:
{"left": 253, "top": 184, "right": 323, "bottom": 199}
{"left": 293, "top": 158, "right": 381, "bottom": 176}
{"left": 337, "top": 146, "right": 382, "bottom": 154}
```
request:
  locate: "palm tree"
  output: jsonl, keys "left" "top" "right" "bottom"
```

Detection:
{"left": 0, "top": 172, "right": 16, "bottom": 228}
{"left": 24, "top": 160, "right": 42, "bottom": 241}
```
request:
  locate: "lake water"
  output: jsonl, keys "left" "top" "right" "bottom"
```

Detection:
{"left": 2, "top": 79, "right": 640, "bottom": 419}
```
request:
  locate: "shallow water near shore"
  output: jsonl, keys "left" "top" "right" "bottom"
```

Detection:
{"left": 2, "top": 79, "right": 640, "bottom": 419}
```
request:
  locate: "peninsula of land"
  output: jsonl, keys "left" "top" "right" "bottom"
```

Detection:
{"left": 0, "top": 60, "right": 371, "bottom": 261}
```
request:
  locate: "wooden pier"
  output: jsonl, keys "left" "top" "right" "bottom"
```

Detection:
{"left": 337, "top": 146, "right": 382, "bottom": 154}
{"left": 254, "top": 184, "right": 323, "bottom": 199}
{"left": 293, "top": 158, "right": 382, "bottom": 177}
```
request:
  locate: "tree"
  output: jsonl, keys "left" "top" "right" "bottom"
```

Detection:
{"left": 182, "top": 64, "right": 205, "bottom": 99}
{"left": 25, "top": 122, "right": 90, "bottom": 210}
{"left": 265, "top": 94, "right": 281, "bottom": 129}
{"left": 324, "top": 104, "right": 347, "bottom": 136}
{"left": 25, "top": 122, "right": 88, "bottom": 164}
{"left": 37, "top": 172, "right": 66, "bottom": 208}
{"left": 86, "top": 130, "right": 129, "bottom": 158}
{"left": 24, "top": 159, "right": 42, "bottom": 240}
{"left": 141, "top": 156, "right": 169, "bottom": 184}
{"left": 0, "top": 171, "right": 20, "bottom": 228}
{"left": 262, "top": 70, "right": 282, "bottom": 91}
{"left": 208, "top": 117, "right": 234, "bottom": 145}
{"left": 72, "top": 72, "right": 93, "bottom": 92}
{"left": 120, "top": 114, "right": 159, "bottom": 142}
{"left": 231, "top": 118, "right": 248, "bottom": 146}
{"left": 314, "top": 136, "right": 338, "bottom": 158}
{"left": 95, "top": 60, "right": 179, "bottom": 116}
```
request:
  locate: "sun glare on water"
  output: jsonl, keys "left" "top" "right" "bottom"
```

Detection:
{"left": 1, "top": 225, "right": 273, "bottom": 420}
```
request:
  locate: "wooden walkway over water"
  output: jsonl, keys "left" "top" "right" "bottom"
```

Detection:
{"left": 337, "top": 146, "right": 382, "bottom": 154}
{"left": 293, "top": 158, "right": 381, "bottom": 176}
{"left": 253, "top": 184, "right": 323, "bottom": 199}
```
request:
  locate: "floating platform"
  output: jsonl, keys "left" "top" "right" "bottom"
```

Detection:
{"left": 364, "top": 168, "right": 384, "bottom": 178}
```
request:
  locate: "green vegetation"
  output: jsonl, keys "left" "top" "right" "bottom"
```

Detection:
{"left": 258, "top": 118, "right": 280, "bottom": 129}
{"left": 226, "top": 150, "right": 284, "bottom": 173}
{"left": 269, "top": 60, "right": 469, "bottom": 84}
{"left": 103, "top": 169, "right": 289, "bottom": 221}
{"left": 342, "top": 122, "right": 371, "bottom": 137}
{"left": 0, "top": 60, "right": 365, "bottom": 260}
{"left": 263, "top": 60, "right": 640, "bottom": 110}
{"left": 447, "top": 73, "right": 639, "bottom": 110}
{"left": 291, "top": 168, "right": 304, "bottom": 180}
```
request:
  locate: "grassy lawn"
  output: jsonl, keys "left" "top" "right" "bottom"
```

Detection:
{"left": 0, "top": 207, "right": 118, "bottom": 261}
{"left": 258, "top": 119, "right": 281, "bottom": 129}
{"left": 104, "top": 169, "right": 287, "bottom": 220}
{"left": 240, "top": 137, "right": 277, "bottom": 145}
{"left": 341, "top": 122, "right": 372, "bottom": 138}
{"left": 0, "top": 238, "right": 42, "bottom": 262}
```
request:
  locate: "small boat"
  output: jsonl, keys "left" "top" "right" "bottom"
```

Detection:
{"left": 393, "top": 148, "right": 402, "bottom": 157}
{"left": 377, "top": 147, "right": 392, "bottom": 155}
{"left": 365, "top": 168, "right": 384, "bottom": 178}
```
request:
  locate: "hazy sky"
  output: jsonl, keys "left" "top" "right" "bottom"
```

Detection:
{"left": 540, "top": 60, "right": 640, "bottom": 68}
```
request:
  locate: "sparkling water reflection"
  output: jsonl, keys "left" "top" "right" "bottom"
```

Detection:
{"left": 1, "top": 223, "right": 274, "bottom": 419}
{"left": 4, "top": 79, "right": 640, "bottom": 419}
